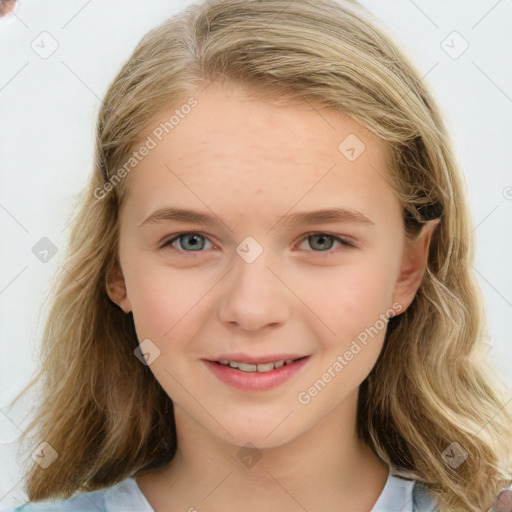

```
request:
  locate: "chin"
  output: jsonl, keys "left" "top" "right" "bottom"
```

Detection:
{"left": 214, "top": 422, "right": 300, "bottom": 451}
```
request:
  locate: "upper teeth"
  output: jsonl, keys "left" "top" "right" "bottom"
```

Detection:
{"left": 218, "top": 359, "right": 295, "bottom": 373}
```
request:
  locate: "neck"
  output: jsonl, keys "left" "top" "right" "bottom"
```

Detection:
{"left": 136, "top": 389, "right": 389, "bottom": 512}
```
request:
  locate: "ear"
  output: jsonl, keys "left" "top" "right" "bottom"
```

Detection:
{"left": 392, "top": 219, "right": 440, "bottom": 314}
{"left": 106, "top": 260, "right": 132, "bottom": 314}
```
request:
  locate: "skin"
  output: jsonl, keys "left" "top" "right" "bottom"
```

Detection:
{"left": 107, "top": 81, "right": 439, "bottom": 512}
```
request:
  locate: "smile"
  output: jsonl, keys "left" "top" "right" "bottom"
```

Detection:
{"left": 217, "top": 358, "right": 300, "bottom": 373}
{"left": 204, "top": 356, "right": 310, "bottom": 391}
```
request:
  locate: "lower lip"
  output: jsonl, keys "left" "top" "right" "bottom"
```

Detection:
{"left": 204, "top": 357, "right": 310, "bottom": 391}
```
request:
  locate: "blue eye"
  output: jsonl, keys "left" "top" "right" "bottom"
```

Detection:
{"left": 299, "top": 233, "right": 355, "bottom": 252}
{"left": 161, "top": 232, "right": 214, "bottom": 252}
{"left": 160, "top": 231, "right": 355, "bottom": 256}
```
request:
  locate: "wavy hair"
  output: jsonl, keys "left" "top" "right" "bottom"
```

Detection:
{"left": 11, "top": 0, "right": 512, "bottom": 510}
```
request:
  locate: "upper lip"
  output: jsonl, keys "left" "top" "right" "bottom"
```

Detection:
{"left": 207, "top": 353, "right": 309, "bottom": 364}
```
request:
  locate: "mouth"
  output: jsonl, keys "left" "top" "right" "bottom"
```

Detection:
{"left": 203, "top": 355, "right": 311, "bottom": 391}
{"left": 212, "top": 356, "right": 309, "bottom": 373}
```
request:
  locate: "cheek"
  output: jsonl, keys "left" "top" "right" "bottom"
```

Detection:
{"left": 301, "top": 260, "right": 396, "bottom": 341}
{"left": 124, "top": 263, "right": 196, "bottom": 340}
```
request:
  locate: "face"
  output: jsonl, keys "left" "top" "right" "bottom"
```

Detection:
{"left": 108, "top": 81, "right": 432, "bottom": 449}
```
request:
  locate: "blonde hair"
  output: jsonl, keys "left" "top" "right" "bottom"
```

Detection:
{"left": 11, "top": 0, "right": 512, "bottom": 510}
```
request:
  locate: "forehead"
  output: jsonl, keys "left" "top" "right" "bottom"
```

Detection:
{"left": 120, "top": 82, "right": 400, "bottom": 226}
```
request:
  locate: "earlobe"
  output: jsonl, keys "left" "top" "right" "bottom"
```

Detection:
{"left": 105, "top": 261, "right": 132, "bottom": 313}
{"left": 392, "top": 219, "right": 440, "bottom": 313}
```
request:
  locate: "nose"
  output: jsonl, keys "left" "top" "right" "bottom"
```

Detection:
{"left": 218, "top": 248, "right": 290, "bottom": 332}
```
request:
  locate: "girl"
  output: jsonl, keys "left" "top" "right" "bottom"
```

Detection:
{"left": 5, "top": 0, "right": 512, "bottom": 510}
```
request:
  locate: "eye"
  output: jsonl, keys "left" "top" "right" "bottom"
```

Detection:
{"left": 298, "top": 233, "right": 356, "bottom": 254}
{"left": 159, "top": 231, "right": 356, "bottom": 257}
{"left": 160, "top": 232, "right": 215, "bottom": 254}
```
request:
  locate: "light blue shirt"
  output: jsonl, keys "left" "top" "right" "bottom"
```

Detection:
{"left": 3, "top": 473, "right": 437, "bottom": 511}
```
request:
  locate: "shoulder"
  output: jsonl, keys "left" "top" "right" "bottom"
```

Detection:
{"left": 378, "top": 473, "right": 438, "bottom": 512}
{"left": 412, "top": 478, "right": 439, "bottom": 511}
{"left": 3, "top": 477, "right": 151, "bottom": 512}
{"left": 374, "top": 473, "right": 438, "bottom": 512}
{"left": 3, "top": 489, "right": 106, "bottom": 512}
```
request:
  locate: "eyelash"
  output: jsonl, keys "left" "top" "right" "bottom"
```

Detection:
{"left": 159, "top": 231, "right": 356, "bottom": 257}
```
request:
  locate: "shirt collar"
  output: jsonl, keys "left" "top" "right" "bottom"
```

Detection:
{"left": 105, "top": 473, "right": 418, "bottom": 512}
{"left": 371, "top": 473, "right": 416, "bottom": 512}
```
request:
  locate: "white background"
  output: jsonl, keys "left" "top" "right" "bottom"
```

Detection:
{"left": 1, "top": 0, "right": 511, "bottom": 507}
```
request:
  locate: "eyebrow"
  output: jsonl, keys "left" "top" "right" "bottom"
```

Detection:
{"left": 138, "top": 206, "right": 375, "bottom": 229}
